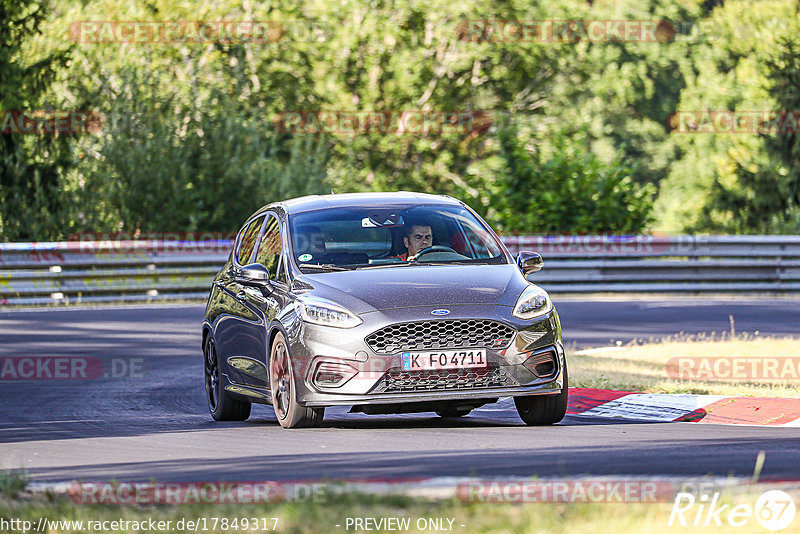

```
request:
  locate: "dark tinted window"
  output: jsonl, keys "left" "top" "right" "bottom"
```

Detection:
{"left": 254, "top": 215, "right": 282, "bottom": 278}
{"left": 289, "top": 205, "right": 505, "bottom": 271}
{"left": 236, "top": 216, "right": 265, "bottom": 265}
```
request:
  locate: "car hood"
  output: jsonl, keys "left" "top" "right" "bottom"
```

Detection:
{"left": 295, "top": 264, "right": 529, "bottom": 314}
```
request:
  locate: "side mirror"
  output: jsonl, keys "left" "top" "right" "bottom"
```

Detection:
{"left": 235, "top": 263, "right": 271, "bottom": 287}
{"left": 517, "top": 251, "right": 543, "bottom": 275}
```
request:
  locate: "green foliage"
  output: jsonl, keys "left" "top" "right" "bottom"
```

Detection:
{"left": 0, "top": 0, "right": 74, "bottom": 240}
{"left": 703, "top": 37, "right": 800, "bottom": 233}
{"left": 0, "top": 470, "right": 28, "bottom": 498}
{"left": 655, "top": 0, "right": 800, "bottom": 233}
{"left": 2, "top": 0, "right": 799, "bottom": 239}
{"left": 73, "top": 67, "right": 330, "bottom": 233}
{"left": 493, "top": 125, "right": 654, "bottom": 234}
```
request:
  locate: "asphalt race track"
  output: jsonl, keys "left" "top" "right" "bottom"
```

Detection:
{"left": 1, "top": 298, "right": 799, "bottom": 484}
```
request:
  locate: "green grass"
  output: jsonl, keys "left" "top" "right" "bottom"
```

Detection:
{"left": 4, "top": 485, "right": 796, "bottom": 534}
{"left": 0, "top": 471, "right": 28, "bottom": 499}
{"left": 570, "top": 335, "right": 800, "bottom": 397}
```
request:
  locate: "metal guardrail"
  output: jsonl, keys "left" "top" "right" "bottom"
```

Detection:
{"left": 1, "top": 235, "right": 800, "bottom": 306}
{"left": 0, "top": 241, "right": 227, "bottom": 306}
{"left": 505, "top": 235, "right": 800, "bottom": 293}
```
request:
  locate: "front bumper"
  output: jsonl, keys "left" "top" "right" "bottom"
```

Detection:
{"left": 286, "top": 304, "right": 565, "bottom": 407}
{"left": 303, "top": 379, "right": 564, "bottom": 407}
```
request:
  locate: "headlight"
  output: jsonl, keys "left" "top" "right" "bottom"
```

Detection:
{"left": 512, "top": 285, "right": 553, "bottom": 320}
{"left": 295, "top": 296, "right": 362, "bottom": 328}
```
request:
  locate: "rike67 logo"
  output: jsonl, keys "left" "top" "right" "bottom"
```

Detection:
{"left": 669, "top": 490, "right": 796, "bottom": 531}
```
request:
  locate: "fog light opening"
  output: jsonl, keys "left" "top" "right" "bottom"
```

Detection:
{"left": 317, "top": 371, "right": 344, "bottom": 384}
{"left": 522, "top": 348, "right": 557, "bottom": 378}
{"left": 313, "top": 361, "right": 357, "bottom": 388}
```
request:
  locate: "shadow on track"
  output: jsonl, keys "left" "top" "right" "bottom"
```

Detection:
{"left": 23, "top": 434, "right": 800, "bottom": 484}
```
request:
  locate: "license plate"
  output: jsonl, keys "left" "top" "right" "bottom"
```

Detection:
{"left": 401, "top": 349, "right": 487, "bottom": 371}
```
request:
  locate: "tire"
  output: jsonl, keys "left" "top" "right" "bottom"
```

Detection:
{"left": 514, "top": 359, "right": 568, "bottom": 426}
{"left": 269, "top": 331, "right": 324, "bottom": 429}
{"left": 436, "top": 408, "right": 472, "bottom": 418}
{"left": 204, "top": 335, "right": 251, "bottom": 421}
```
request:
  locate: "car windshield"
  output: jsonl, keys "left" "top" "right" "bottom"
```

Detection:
{"left": 289, "top": 204, "right": 506, "bottom": 271}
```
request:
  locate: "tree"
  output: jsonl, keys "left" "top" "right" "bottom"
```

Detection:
{"left": 0, "top": 0, "right": 73, "bottom": 240}
{"left": 705, "top": 38, "right": 800, "bottom": 232}
{"left": 74, "top": 67, "right": 330, "bottom": 233}
{"left": 492, "top": 124, "right": 654, "bottom": 234}
{"left": 656, "top": 0, "right": 800, "bottom": 233}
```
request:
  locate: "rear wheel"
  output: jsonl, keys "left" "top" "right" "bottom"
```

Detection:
{"left": 269, "top": 331, "right": 324, "bottom": 429}
{"left": 204, "top": 336, "right": 251, "bottom": 421}
{"left": 514, "top": 360, "right": 568, "bottom": 426}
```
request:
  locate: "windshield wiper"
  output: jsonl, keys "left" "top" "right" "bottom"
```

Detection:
{"left": 415, "top": 260, "right": 490, "bottom": 266}
{"left": 357, "top": 260, "right": 493, "bottom": 269}
{"left": 357, "top": 261, "right": 487, "bottom": 269}
{"left": 356, "top": 262, "right": 416, "bottom": 270}
{"left": 299, "top": 263, "right": 349, "bottom": 272}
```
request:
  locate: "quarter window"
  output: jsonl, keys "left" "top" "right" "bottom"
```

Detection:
{"left": 254, "top": 215, "right": 282, "bottom": 279}
{"left": 236, "top": 216, "right": 265, "bottom": 265}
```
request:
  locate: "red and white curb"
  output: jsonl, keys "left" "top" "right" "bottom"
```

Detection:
{"left": 568, "top": 388, "right": 800, "bottom": 426}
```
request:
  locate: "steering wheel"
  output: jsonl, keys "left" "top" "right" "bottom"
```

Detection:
{"left": 409, "top": 245, "right": 458, "bottom": 261}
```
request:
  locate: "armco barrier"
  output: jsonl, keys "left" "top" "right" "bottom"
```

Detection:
{"left": 0, "top": 240, "right": 228, "bottom": 306}
{"left": 1, "top": 235, "right": 800, "bottom": 306}
{"left": 507, "top": 235, "right": 800, "bottom": 293}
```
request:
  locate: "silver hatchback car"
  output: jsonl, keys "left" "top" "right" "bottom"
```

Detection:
{"left": 202, "top": 192, "right": 567, "bottom": 428}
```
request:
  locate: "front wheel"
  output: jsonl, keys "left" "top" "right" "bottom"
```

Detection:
{"left": 514, "top": 360, "right": 568, "bottom": 426}
{"left": 204, "top": 336, "right": 251, "bottom": 421}
{"left": 269, "top": 331, "right": 324, "bottom": 429}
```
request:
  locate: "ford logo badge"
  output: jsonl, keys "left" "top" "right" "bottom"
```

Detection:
{"left": 431, "top": 309, "right": 450, "bottom": 316}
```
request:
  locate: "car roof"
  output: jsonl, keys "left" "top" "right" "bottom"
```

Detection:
{"left": 263, "top": 192, "right": 464, "bottom": 216}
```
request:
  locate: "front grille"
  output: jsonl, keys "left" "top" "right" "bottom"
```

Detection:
{"left": 365, "top": 319, "right": 516, "bottom": 354}
{"left": 371, "top": 364, "right": 517, "bottom": 394}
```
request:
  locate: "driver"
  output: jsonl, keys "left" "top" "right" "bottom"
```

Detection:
{"left": 396, "top": 220, "right": 433, "bottom": 261}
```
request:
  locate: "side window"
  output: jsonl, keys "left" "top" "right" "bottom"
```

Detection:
{"left": 236, "top": 216, "right": 265, "bottom": 265}
{"left": 254, "top": 215, "right": 282, "bottom": 279}
{"left": 275, "top": 252, "right": 289, "bottom": 285}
